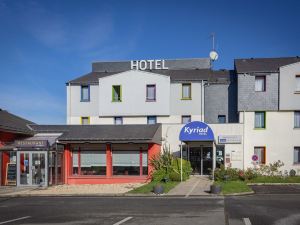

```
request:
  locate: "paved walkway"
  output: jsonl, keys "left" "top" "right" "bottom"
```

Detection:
{"left": 0, "top": 183, "right": 144, "bottom": 197}
{"left": 167, "top": 176, "right": 212, "bottom": 196}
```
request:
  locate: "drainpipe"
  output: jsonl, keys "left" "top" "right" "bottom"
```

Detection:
{"left": 243, "top": 111, "right": 245, "bottom": 170}
{"left": 68, "top": 83, "right": 72, "bottom": 124}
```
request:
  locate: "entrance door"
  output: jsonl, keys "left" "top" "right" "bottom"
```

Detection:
{"left": 17, "top": 151, "right": 47, "bottom": 186}
{"left": 202, "top": 147, "right": 213, "bottom": 175}
{"left": 189, "top": 148, "right": 201, "bottom": 174}
{"left": 189, "top": 147, "right": 213, "bottom": 175}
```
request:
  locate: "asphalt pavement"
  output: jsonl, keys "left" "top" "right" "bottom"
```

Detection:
{"left": 0, "top": 196, "right": 225, "bottom": 225}
{"left": 0, "top": 185, "right": 300, "bottom": 225}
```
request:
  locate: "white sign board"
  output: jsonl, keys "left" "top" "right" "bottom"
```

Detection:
{"left": 218, "top": 135, "right": 242, "bottom": 144}
{"left": 131, "top": 60, "right": 169, "bottom": 70}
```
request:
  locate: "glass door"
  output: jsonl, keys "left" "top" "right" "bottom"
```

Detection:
{"left": 32, "top": 153, "right": 46, "bottom": 186}
{"left": 202, "top": 147, "right": 213, "bottom": 175}
{"left": 17, "top": 151, "right": 48, "bottom": 186}
{"left": 19, "top": 152, "right": 30, "bottom": 185}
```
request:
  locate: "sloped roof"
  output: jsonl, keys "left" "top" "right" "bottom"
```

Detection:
{"left": 0, "top": 109, "right": 35, "bottom": 135}
{"left": 235, "top": 57, "right": 300, "bottom": 73}
{"left": 67, "top": 69, "right": 232, "bottom": 84}
{"left": 29, "top": 124, "right": 162, "bottom": 144}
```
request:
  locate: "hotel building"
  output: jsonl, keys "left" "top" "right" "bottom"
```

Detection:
{"left": 1, "top": 56, "right": 300, "bottom": 186}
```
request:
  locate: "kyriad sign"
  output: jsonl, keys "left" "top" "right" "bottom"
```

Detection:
{"left": 131, "top": 59, "right": 169, "bottom": 70}
{"left": 179, "top": 121, "right": 214, "bottom": 142}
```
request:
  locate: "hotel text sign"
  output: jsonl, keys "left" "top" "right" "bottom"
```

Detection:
{"left": 131, "top": 60, "right": 169, "bottom": 70}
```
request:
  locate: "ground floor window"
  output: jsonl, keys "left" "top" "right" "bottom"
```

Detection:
{"left": 254, "top": 147, "right": 266, "bottom": 164}
{"left": 72, "top": 151, "right": 106, "bottom": 175}
{"left": 294, "top": 147, "right": 300, "bottom": 164}
{"left": 113, "top": 151, "right": 148, "bottom": 176}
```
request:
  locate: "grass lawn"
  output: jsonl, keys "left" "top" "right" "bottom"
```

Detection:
{"left": 214, "top": 180, "right": 252, "bottom": 195}
{"left": 128, "top": 181, "right": 179, "bottom": 194}
{"left": 247, "top": 176, "right": 300, "bottom": 183}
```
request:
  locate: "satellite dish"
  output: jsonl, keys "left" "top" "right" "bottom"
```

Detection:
{"left": 209, "top": 50, "right": 219, "bottom": 61}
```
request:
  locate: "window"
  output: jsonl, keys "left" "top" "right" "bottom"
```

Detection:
{"left": 113, "top": 151, "right": 140, "bottom": 175}
{"left": 112, "top": 85, "right": 122, "bottom": 102}
{"left": 255, "top": 76, "right": 266, "bottom": 92}
{"left": 142, "top": 151, "right": 148, "bottom": 175}
{"left": 254, "top": 147, "right": 266, "bottom": 164}
{"left": 296, "top": 75, "right": 300, "bottom": 92}
{"left": 81, "top": 117, "right": 90, "bottom": 125}
{"left": 182, "top": 115, "right": 191, "bottom": 124}
{"left": 81, "top": 85, "right": 90, "bottom": 101}
{"left": 294, "top": 147, "right": 300, "bottom": 164}
{"left": 218, "top": 115, "right": 226, "bottom": 123}
{"left": 146, "top": 84, "right": 156, "bottom": 101}
{"left": 147, "top": 116, "right": 157, "bottom": 124}
{"left": 182, "top": 83, "right": 191, "bottom": 99}
{"left": 72, "top": 151, "right": 106, "bottom": 175}
{"left": 114, "top": 117, "right": 123, "bottom": 125}
{"left": 295, "top": 111, "right": 300, "bottom": 128}
{"left": 255, "top": 112, "right": 266, "bottom": 128}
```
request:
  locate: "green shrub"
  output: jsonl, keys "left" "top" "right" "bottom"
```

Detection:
{"left": 290, "top": 169, "right": 296, "bottom": 177}
{"left": 214, "top": 165, "right": 241, "bottom": 181}
{"left": 152, "top": 169, "right": 169, "bottom": 182}
{"left": 150, "top": 145, "right": 192, "bottom": 182}
{"left": 257, "top": 160, "right": 284, "bottom": 176}
{"left": 244, "top": 168, "right": 258, "bottom": 180}
{"left": 171, "top": 158, "right": 192, "bottom": 181}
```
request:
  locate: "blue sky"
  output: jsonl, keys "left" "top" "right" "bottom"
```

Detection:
{"left": 0, "top": 0, "right": 299, "bottom": 124}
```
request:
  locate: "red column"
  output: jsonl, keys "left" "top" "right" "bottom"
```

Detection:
{"left": 139, "top": 149, "right": 143, "bottom": 176}
{"left": 148, "top": 143, "right": 161, "bottom": 177}
{"left": 64, "top": 144, "right": 71, "bottom": 184}
{"left": 1, "top": 152, "right": 9, "bottom": 185}
{"left": 106, "top": 144, "right": 112, "bottom": 177}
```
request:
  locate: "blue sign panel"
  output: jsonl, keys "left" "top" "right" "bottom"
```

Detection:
{"left": 179, "top": 121, "right": 214, "bottom": 142}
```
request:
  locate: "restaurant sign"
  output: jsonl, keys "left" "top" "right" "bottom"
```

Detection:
{"left": 15, "top": 140, "right": 48, "bottom": 148}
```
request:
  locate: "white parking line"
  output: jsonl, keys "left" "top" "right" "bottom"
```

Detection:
{"left": 0, "top": 216, "right": 31, "bottom": 224}
{"left": 113, "top": 216, "right": 133, "bottom": 225}
{"left": 243, "top": 218, "right": 252, "bottom": 225}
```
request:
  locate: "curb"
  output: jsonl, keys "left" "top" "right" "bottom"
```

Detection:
{"left": 247, "top": 183, "right": 300, "bottom": 186}
{"left": 222, "top": 191, "right": 255, "bottom": 196}
{"left": 0, "top": 193, "right": 224, "bottom": 198}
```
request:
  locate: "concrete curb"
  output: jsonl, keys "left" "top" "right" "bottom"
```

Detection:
{"left": 0, "top": 193, "right": 225, "bottom": 198}
{"left": 222, "top": 191, "right": 255, "bottom": 196}
{"left": 247, "top": 183, "right": 300, "bottom": 186}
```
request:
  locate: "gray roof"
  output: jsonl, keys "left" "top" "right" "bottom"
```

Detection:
{"left": 29, "top": 124, "right": 162, "bottom": 144}
{"left": 0, "top": 109, "right": 35, "bottom": 135}
{"left": 68, "top": 69, "right": 232, "bottom": 84}
{"left": 235, "top": 57, "right": 300, "bottom": 73}
{"left": 92, "top": 58, "right": 211, "bottom": 72}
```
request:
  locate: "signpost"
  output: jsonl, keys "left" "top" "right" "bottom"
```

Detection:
{"left": 252, "top": 154, "right": 259, "bottom": 166}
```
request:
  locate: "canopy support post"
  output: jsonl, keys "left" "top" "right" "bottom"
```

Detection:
{"left": 180, "top": 141, "right": 183, "bottom": 182}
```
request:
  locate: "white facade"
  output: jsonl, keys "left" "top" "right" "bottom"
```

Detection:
{"left": 67, "top": 69, "right": 205, "bottom": 125}
{"left": 66, "top": 57, "right": 300, "bottom": 175}
{"left": 240, "top": 111, "right": 300, "bottom": 173}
